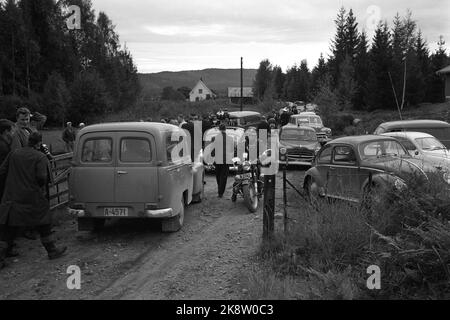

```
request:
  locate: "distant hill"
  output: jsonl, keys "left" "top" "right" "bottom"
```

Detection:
{"left": 138, "top": 68, "right": 257, "bottom": 98}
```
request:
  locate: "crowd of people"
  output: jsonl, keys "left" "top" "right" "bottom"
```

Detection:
{"left": 0, "top": 108, "right": 67, "bottom": 270}
{"left": 0, "top": 105, "right": 299, "bottom": 269}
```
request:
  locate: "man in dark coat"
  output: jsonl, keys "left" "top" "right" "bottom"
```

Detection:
{"left": 62, "top": 121, "right": 76, "bottom": 152}
{"left": 0, "top": 132, "right": 67, "bottom": 269}
{"left": 279, "top": 107, "right": 292, "bottom": 127}
{"left": 214, "top": 124, "right": 233, "bottom": 198}
{"left": 10, "top": 107, "right": 36, "bottom": 152}
{"left": 0, "top": 119, "right": 14, "bottom": 199}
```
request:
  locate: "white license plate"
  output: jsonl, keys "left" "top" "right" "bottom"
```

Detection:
{"left": 104, "top": 208, "right": 128, "bottom": 217}
{"left": 241, "top": 173, "right": 252, "bottom": 179}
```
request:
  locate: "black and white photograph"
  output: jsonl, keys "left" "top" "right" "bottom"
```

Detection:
{"left": 0, "top": 0, "right": 450, "bottom": 304}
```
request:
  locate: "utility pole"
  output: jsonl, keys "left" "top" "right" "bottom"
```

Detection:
{"left": 401, "top": 57, "right": 407, "bottom": 110}
{"left": 388, "top": 71, "right": 402, "bottom": 120}
{"left": 240, "top": 57, "right": 243, "bottom": 112}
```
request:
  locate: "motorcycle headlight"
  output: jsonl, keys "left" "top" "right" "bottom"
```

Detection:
{"left": 443, "top": 172, "right": 450, "bottom": 185}
{"left": 243, "top": 161, "right": 251, "bottom": 171}
{"left": 394, "top": 178, "right": 407, "bottom": 190}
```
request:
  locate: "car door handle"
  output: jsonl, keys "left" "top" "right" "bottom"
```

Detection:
{"left": 329, "top": 167, "right": 336, "bottom": 171}
{"left": 117, "top": 171, "right": 128, "bottom": 175}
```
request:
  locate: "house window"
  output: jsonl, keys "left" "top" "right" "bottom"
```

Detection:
{"left": 206, "top": 94, "right": 211, "bottom": 100}
{"left": 199, "top": 89, "right": 203, "bottom": 94}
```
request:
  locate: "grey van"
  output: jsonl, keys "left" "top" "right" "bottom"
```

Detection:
{"left": 374, "top": 120, "right": 450, "bottom": 149}
{"left": 68, "top": 122, "right": 204, "bottom": 233}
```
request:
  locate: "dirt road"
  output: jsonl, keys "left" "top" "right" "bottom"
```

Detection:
{"left": 0, "top": 170, "right": 306, "bottom": 300}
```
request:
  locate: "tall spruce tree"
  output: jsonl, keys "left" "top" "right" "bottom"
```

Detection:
{"left": 345, "top": 9, "right": 359, "bottom": 61}
{"left": 354, "top": 31, "right": 369, "bottom": 109}
{"left": 271, "top": 66, "right": 284, "bottom": 100}
{"left": 329, "top": 6, "right": 347, "bottom": 87}
{"left": 298, "top": 60, "right": 310, "bottom": 102}
{"left": 311, "top": 53, "right": 328, "bottom": 98}
{"left": 428, "top": 36, "right": 449, "bottom": 102}
{"left": 254, "top": 59, "right": 273, "bottom": 101}
{"left": 366, "top": 21, "right": 394, "bottom": 111}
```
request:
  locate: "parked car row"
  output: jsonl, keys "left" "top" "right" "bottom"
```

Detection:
{"left": 66, "top": 114, "right": 450, "bottom": 233}
{"left": 302, "top": 119, "right": 450, "bottom": 205}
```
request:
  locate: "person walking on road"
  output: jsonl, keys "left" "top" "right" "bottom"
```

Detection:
{"left": 214, "top": 124, "right": 233, "bottom": 198}
{"left": 0, "top": 132, "right": 67, "bottom": 269}
{"left": 62, "top": 122, "right": 76, "bottom": 152}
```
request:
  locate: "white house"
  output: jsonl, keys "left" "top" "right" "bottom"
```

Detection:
{"left": 189, "top": 78, "right": 216, "bottom": 102}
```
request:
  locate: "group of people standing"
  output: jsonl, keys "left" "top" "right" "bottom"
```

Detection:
{"left": 0, "top": 108, "right": 67, "bottom": 270}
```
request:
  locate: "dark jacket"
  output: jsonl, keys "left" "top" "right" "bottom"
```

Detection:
{"left": 0, "top": 136, "right": 11, "bottom": 198}
{"left": 62, "top": 127, "right": 76, "bottom": 143}
{"left": 0, "top": 147, "right": 51, "bottom": 227}
{"left": 213, "top": 131, "right": 234, "bottom": 165}
{"left": 10, "top": 125, "right": 35, "bottom": 152}
{"left": 0, "top": 136, "right": 10, "bottom": 167}
{"left": 280, "top": 112, "right": 292, "bottom": 127}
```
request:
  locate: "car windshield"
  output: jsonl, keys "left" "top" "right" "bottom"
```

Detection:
{"left": 297, "top": 116, "right": 322, "bottom": 125}
{"left": 415, "top": 137, "right": 446, "bottom": 151}
{"left": 205, "top": 128, "right": 244, "bottom": 140}
{"left": 281, "top": 129, "right": 317, "bottom": 141}
{"left": 359, "top": 140, "right": 408, "bottom": 160}
{"left": 309, "top": 116, "right": 322, "bottom": 125}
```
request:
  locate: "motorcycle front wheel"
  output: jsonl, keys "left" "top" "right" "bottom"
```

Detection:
{"left": 242, "top": 183, "right": 258, "bottom": 213}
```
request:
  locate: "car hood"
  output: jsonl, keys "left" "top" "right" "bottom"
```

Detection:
{"left": 279, "top": 140, "right": 318, "bottom": 149}
{"left": 362, "top": 156, "right": 436, "bottom": 179}
{"left": 417, "top": 154, "right": 450, "bottom": 171}
{"left": 423, "top": 149, "right": 450, "bottom": 158}
{"left": 362, "top": 157, "right": 437, "bottom": 178}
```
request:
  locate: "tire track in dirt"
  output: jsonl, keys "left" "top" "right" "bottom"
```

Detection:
{"left": 98, "top": 180, "right": 262, "bottom": 299}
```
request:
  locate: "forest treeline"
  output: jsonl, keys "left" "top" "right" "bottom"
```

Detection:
{"left": 254, "top": 8, "right": 450, "bottom": 112}
{"left": 0, "top": 0, "right": 140, "bottom": 125}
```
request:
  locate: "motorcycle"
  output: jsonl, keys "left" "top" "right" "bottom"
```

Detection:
{"left": 231, "top": 153, "right": 263, "bottom": 213}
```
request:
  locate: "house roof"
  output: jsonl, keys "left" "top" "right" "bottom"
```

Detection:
{"left": 189, "top": 79, "right": 215, "bottom": 96}
{"left": 437, "top": 65, "right": 450, "bottom": 75}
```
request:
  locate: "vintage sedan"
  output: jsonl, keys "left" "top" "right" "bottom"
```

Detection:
{"left": 68, "top": 122, "right": 204, "bottom": 232}
{"left": 381, "top": 132, "right": 450, "bottom": 170}
{"left": 279, "top": 125, "right": 321, "bottom": 166}
{"left": 228, "top": 111, "right": 263, "bottom": 130}
{"left": 303, "top": 135, "right": 444, "bottom": 203}
{"left": 289, "top": 112, "right": 332, "bottom": 143}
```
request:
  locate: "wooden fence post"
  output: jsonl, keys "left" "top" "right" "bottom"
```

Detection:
{"left": 263, "top": 174, "right": 275, "bottom": 241}
{"left": 283, "top": 163, "right": 288, "bottom": 234}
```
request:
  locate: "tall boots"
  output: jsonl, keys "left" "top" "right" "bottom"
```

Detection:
{"left": 41, "top": 241, "right": 67, "bottom": 260}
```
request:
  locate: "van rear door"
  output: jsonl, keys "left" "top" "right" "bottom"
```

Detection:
{"left": 72, "top": 134, "right": 115, "bottom": 203}
{"left": 114, "top": 132, "right": 158, "bottom": 204}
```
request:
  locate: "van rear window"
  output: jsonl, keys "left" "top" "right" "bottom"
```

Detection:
{"left": 120, "top": 138, "right": 152, "bottom": 162}
{"left": 81, "top": 138, "right": 112, "bottom": 163}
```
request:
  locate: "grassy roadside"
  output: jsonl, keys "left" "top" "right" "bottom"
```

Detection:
{"left": 243, "top": 172, "right": 450, "bottom": 300}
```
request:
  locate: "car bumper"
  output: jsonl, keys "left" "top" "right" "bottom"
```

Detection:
{"left": 67, "top": 207, "right": 174, "bottom": 218}
{"left": 278, "top": 160, "right": 312, "bottom": 166}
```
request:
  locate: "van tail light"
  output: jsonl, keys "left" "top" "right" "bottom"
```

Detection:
{"left": 72, "top": 203, "right": 85, "bottom": 210}
{"left": 145, "top": 203, "right": 157, "bottom": 210}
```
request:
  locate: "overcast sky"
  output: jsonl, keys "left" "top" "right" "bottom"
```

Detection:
{"left": 91, "top": 0, "right": 450, "bottom": 73}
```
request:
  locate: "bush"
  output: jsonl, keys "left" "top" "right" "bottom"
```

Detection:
{"left": 254, "top": 171, "right": 450, "bottom": 299}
